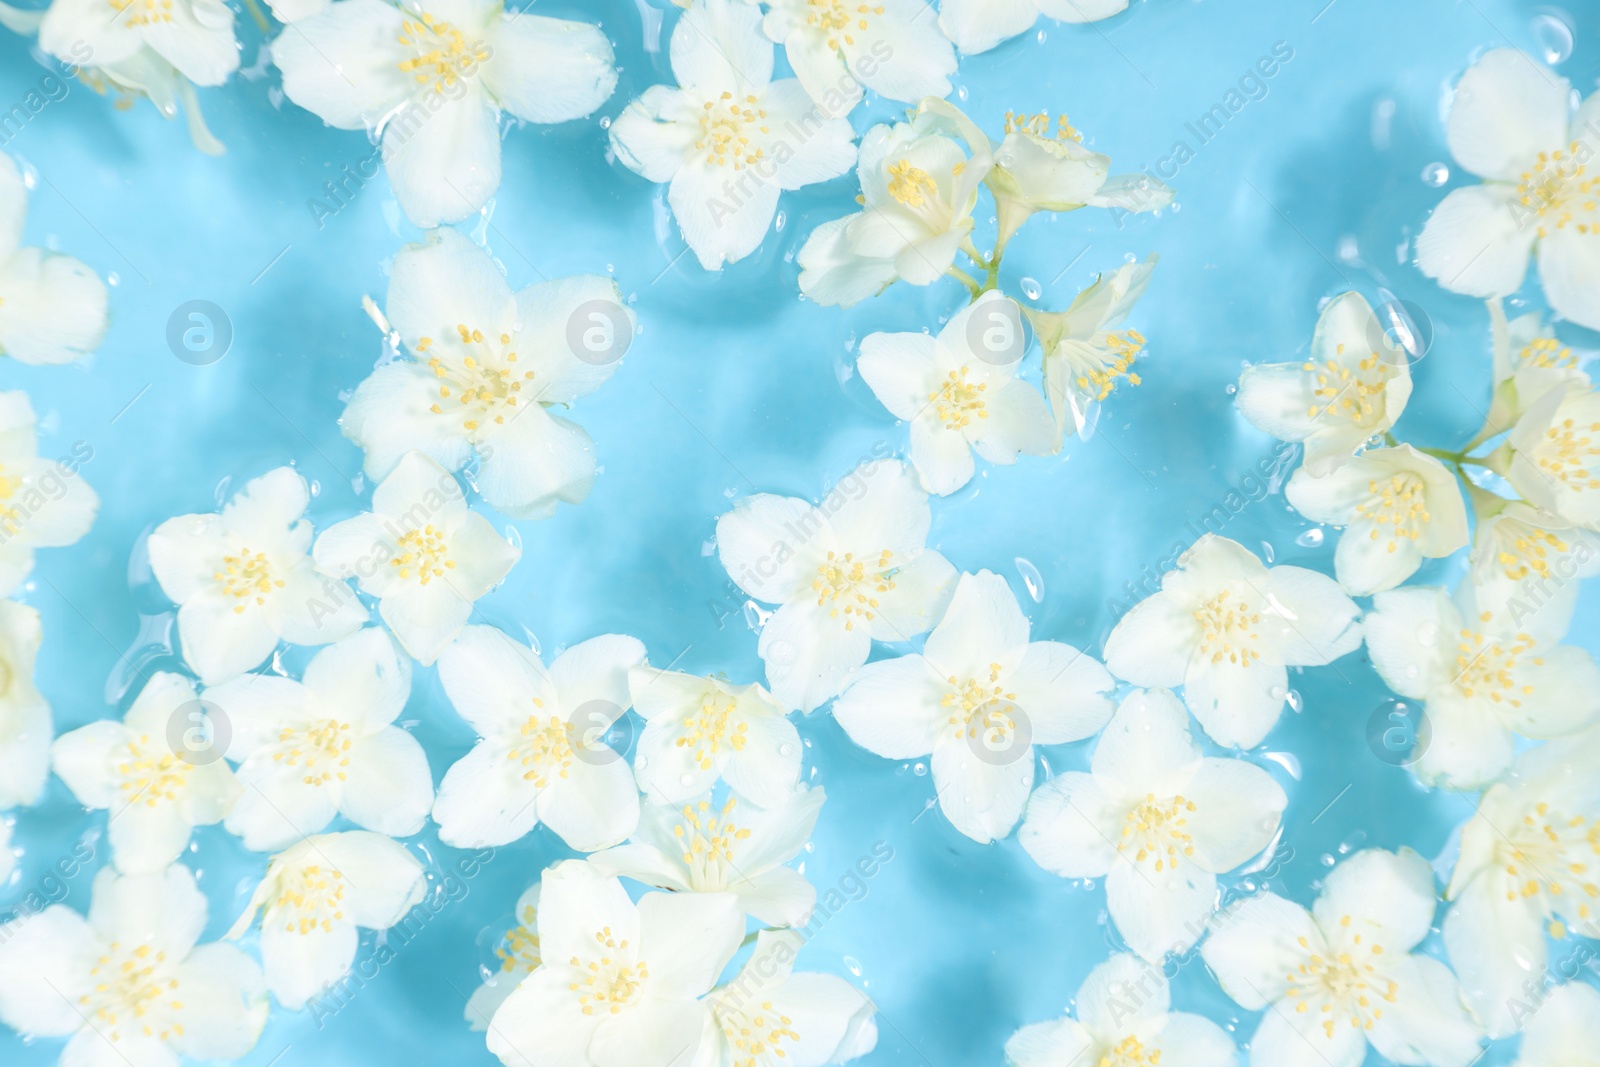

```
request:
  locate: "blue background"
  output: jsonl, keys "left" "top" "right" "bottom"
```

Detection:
{"left": 1, "top": 0, "right": 1597, "bottom": 1063}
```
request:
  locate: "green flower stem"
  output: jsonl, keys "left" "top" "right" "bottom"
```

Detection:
{"left": 947, "top": 266, "right": 982, "bottom": 299}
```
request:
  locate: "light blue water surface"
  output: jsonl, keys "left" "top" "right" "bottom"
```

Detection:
{"left": 1, "top": 0, "right": 1597, "bottom": 1063}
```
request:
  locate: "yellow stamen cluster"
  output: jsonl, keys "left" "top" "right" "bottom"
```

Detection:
{"left": 930, "top": 367, "right": 989, "bottom": 430}
{"left": 673, "top": 797, "right": 753, "bottom": 885}
{"left": 887, "top": 159, "right": 939, "bottom": 208}
{"left": 1500, "top": 801, "right": 1599, "bottom": 933}
{"left": 276, "top": 864, "right": 348, "bottom": 935}
{"left": 1454, "top": 621, "right": 1539, "bottom": 707}
{"left": 1076, "top": 330, "right": 1146, "bottom": 401}
{"left": 108, "top": 0, "right": 176, "bottom": 28}
{"left": 509, "top": 701, "right": 574, "bottom": 788}
{"left": 1284, "top": 919, "right": 1395, "bottom": 1039}
{"left": 497, "top": 902, "right": 541, "bottom": 974}
{"left": 79, "top": 941, "right": 185, "bottom": 1044}
{"left": 419, "top": 325, "right": 535, "bottom": 433}
{"left": 391, "top": 524, "right": 455, "bottom": 585}
{"left": 396, "top": 13, "right": 490, "bottom": 95}
{"left": 813, "top": 549, "right": 894, "bottom": 630}
{"left": 1535, "top": 414, "right": 1600, "bottom": 494}
{"left": 804, "top": 0, "right": 884, "bottom": 50}
{"left": 722, "top": 998, "right": 801, "bottom": 1065}
{"left": 1119, "top": 793, "right": 1197, "bottom": 873}
{"left": 1354, "top": 473, "right": 1430, "bottom": 554}
{"left": 1192, "top": 591, "right": 1262, "bottom": 666}
{"left": 272, "top": 719, "right": 353, "bottom": 786}
{"left": 1004, "top": 110, "right": 1083, "bottom": 143}
{"left": 116, "top": 735, "right": 191, "bottom": 808}
{"left": 1519, "top": 335, "right": 1577, "bottom": 370}
{"left": 1496, "top": 523, "right": 1568, "bottom": 582}
{"left": 676, "top": 690, "right": 748, "bottom": 770}
{"left": 697, "top": 92, "right": 770, "bottom": 170}
{"left": 1302, "top": 343, "right": 1395, "bottom": 424}
{"left": 1515, "top": 142, "right": 1599, "bottom": 239}
{"left": 568, "top": 928, "right": 646, "bottom": 1016}
{"left": 943, "top": 664, "right": 1019, "bottom": 747}
{"left": 215, "top": 548, "right": 283, "bottom": 615}
{"left": 1098, "top": 1034, "right": 1162, "bottom": 1066}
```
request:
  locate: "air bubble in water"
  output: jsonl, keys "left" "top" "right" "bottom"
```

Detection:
{"left": 1421, "top": 162, "right": 1449, "bottom": 186}
{"left": 1019, "top": 277, "right": 1042, "bottom": 300}
{"left": 1014, "top": 557, "right": 1044, "bottom": 602}
{"left": 1532, "top": 11, "right": 1574, "bottom": 64}
{"left": 1295, "top": 528, "right": 1324, "bottom": 548}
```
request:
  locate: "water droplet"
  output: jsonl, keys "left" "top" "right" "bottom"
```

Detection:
{"left": 1532, "top": 11, "right": 1574, "bottom": 64}
{"left": 1295, "top": 528, "right": 1324, "bottom": 548}
{"left": 913, "top": 762, "right": 927, "bottom": 776}
{"left": 1286, "top": 689, "right": 1303, "bottom": 714}
{"left": 1269, "top": 684, "right": 1287, "bottom": 700}
{"left": 774, "top": 210, "right": 787, "bottom": 233}
{"left": 1421, "top": 161, "right": 1450, "bottom": 186}
{"left": 1224, "top": 382, "right": 1237, "bottom": 396}
{"left": 107, "top": 271, "right": 121, "bottom": 287}
{"left": 1019, "top": 276, "right": 1042, "bottom": 301}
{"left": 1260, "top": 540, "right": 1275, "bottom": 564}
{"left": 844, "top": 955, "right": 863, "bottom": 977}
{"left": 1014, "top": 557, "right": 1044, "bottom": 602}
{"left": 1320, "top": 853, "right": 1336, "bottom": 868}
{"left": 598, "top": 115, "right": 612, "bottom": 129}
{"left": 680, "top": 773, "right": 694, "bottom": 786}
{"left": 778, "top": 743, "right": 794, "bottom": 757}
{"left": 766, "top": 639, "right": 795, "bottom": 665}
{"left": 636, "top": 755, "right": 648, "bottom": 769}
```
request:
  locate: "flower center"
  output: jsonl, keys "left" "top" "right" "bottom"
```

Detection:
{"left": 496, "top": 900, "right": 541, "bottom": 975}
{"left": 107, "top": 0, "right": 175, "bottom": 28}
{"left": 1097, "top": 1034, "right": 1160, "bottom": 1067}
{"left": 943, "top": 665, "right": 1018, "bottom": 742}
{"left": 805, "top": 0, "right": 883, "bottom": 50}
{"left": 275, "top": 864, "right": 349, "bottom": 934}
{"left": 1004, "top": 109, "right": 1082, "bottom": 143}
{"left": 1514, "top": 143, "right": 1599, "bottom": 240}
{"left": 1192, "top": 591, "right": 1262, "bottom": 666}
{"left": 1534, "top": 413, "right": 1600, "bottom": 495}
{"left": 78, "top": 940, "right": 184, "bottom": 1045}
{"left": 1494, "top": 522, "right": 1568, "bottom": 582}
{"left": 390, "top": 524, "right": 455, "bottom": 585}
{"left": 117, "top": 735, "right": 192, "bottom": 806}
{"left": 720, "top": 998, "right": 802, "bottom": 1064}
{"left": 508, "top": 703, "right": 574, "bottom": 789}
{"left": 0, "top": 465, "right": 20, "bottom": 500}
{"left": 1301, "top": 344, "right": 1397, "bottom": 424}
{"left": 1118, "top": 793, "right": 1196, "bottom": 872}
{"left": 1073, "top": 330, "right": 1145, "bottom": 401}
{"left": 928, "top": 367, "right": 988, "bottom": 430}
{"left": 273, "top": 718, "right": 353, "bottom": 786}
{"left": 395, "top": 12, "right": 490, "bottom": 95}
{"left": 215, "top": 547, "right": 283, "bottom": 614}
{"left": 887, "top": 159, "right": 940, "bottom": 208}
{"left": 1500, "top": 801, "right": 1599, "bottom": 937}
{"left": 569, "top": 928, "right": 647, "bottom": 1016}
{"left": 676, "top": 691, "right": 748, "bottom": 770}
{"left": 674, "top": 797, "right": 752, "bottom": 888}
{"left": 1453, "top": 624, "right": 1539, "bottom": 707}
{"left": 696, "top": 92, "right": 770, "bottom": 170}
{"left": 812, "top": 549, "right": 894, "bottom": 630}
{"left": 1284, "top": 919, "right": 1394, "bottom": 1039}
{"left": 1519, "top": 335, "right": 1577, "bottom": 370}
{"left": 1352, "top": 473, "right": 1430, "bottom": 552}
{"left": 418, "top": 325, "right": 536, "bottom": 435}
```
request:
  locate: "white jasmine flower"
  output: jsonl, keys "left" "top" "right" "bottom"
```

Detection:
{"left": 1024, "top": 258, "right": 1155, "bottom": 440}
{"left": 0, "top": 392, "right": 97, "bottom": 596}
{"left": 1203, "top": 848, "right": 1486, "bottom": 1067}
{"left": 1512, "top": 982, "right": 1600, "bottom": 1066}
{"left": 314, "top": 451, "right": 519, "bottom": 665}
{"left": 590, "top": 787, "right": 824, "bottom": 927}
{"left": 50, "top": 672, "right": 240, "bottom": 874}
{"left": 432, "top": 625, "right": 646, "bottom": 852}
{"left": 147, "top": 465, "right": 367, "bottom": 685}
{"left": 466, "top": 882, "right": 541, "bottom": 1032}
{"left": 715, "top": 458, "right": 957, "bottom": 712}
{"left": 1497, "top": 384, "right": 1600, "bottom": 525}
{"left": 1103, "top": 534, "right": 1362, "bottom": 749}
{"left": 696, "top": 928, "right": 879, "bottom": 1067}
{"left": 1285, "top": 445, "right": 1469, "bottom": 596}
{"left": 1235, "top": 291, "right": 1413, "bottom": 476}
{"left": 1019, "top": 688, "right": 1285, "bottom": 962}
{"left": 857, "top": 291, "right": 1056, "bottom": 496}
{"left": 273, "top": 0, "right": 617, "bottom": 227}
{"left": 1365, "top": 586, "right": 1600, "bottom": 788}
{"left": 1444, "top": 728, "right": 1600, "bottom": 1037}
{"left": 0, "top": 864, "right": 268, "bottom": 1063}
{"left": 1415, "top": 49, "right": 1600, "bottom": 330}
{"left": 1005, "top": 952, "right": 1234, "bottom": 1067}
{"left": 204, "top": 627, "right": 433, "bottom": 852}
{"left": 609, "top": 0, "right": 855, "bottom": 270}
{"left": 0, "top": 154, "right": 108, "bottom": 365}
{"left": 797, "top": 97, "right": 992, "bottom": 308}
{"left": 344, "top": 228, "right": 633, "bottom": 521}
{"left": 485, "top": 860, "right": 743, "bottom": 1067}
{"left": 938, "top": 0, "right": 1127, "bottom": 55}
{"left": 757, "top": 0, "right": 956, "bottom": 115}
{"left": 833, "top": 569, "right": 1114, "bottom": 843}
{"left": 1482, "top": 299, "right": 1591, "bottom": 442}
{"left": 227, "top": 830, "right": 426, "bottom": 1010}
{"left": 0, "top": 600, "right": 48, "bottom": 810}
{"left": 629, "top": 666, "right": 800, "bottom": 808}
{"left": 1464, "top": 492, "right": 1600, "bottom": 636}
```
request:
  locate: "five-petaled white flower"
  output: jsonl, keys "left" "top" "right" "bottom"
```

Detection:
{"left": 147, "top": 465, "right": 367, "bottom": 685}
{"left": 1482, "top": 299, "right": 1592, "bottom": 443}
{"left": 1103, "top": 534, "right": 1362, "bottom": 749}
{"left": 1004, "top": 952, "right": 1235, "bottom": 1067}
{"left": 609, "top": 0, "right": 855, "bottom": 271}
{"left": 798, "top": 97, "right": 991, "bottom": 308}
{"left": 485, "top": 860, "right": 744, "bottom": 1067}
{"left": 857, "top": 290, "right": 1056, "bottom": 496}
{"left": 1020, "top": 688, "right": 1285, "bottom": 962}
{"left": 0, "top": 600, "right": 49, "bottom": 812}
{"left": 757, "top": 0, "right": 955, "bottom": 115}
{"left": 1285, "top": 444, "right": 1469, "bottom": 596}
{"left": 1235, "top": 291, "right": 1413, "bottom": 477}
{"left": 834, "top": 569, "right": 1114, "bottom": 843}
{"left": 1443, "top": 727, "right": 1600, "bottom": 1037}
{"left": 344, "top": 228, "right": 634, "bottom": 521}
{"left": 694, "top": 928, "right": 880, "bottom": 1067}
{"left": 0, "top": 393, "right": 98, "bottom": 595}
{"left": 1415, "top": 49, "right": 1600, "bottom": 330}
{"left": 203, "top": 626, "right": 433, "bottom": 851}
{"left": 1511, "top": 982, "right": 1600, "bottom": 1067}
{"left": 1202, "top": 848, "right": 1486, "bottom": 1067}
{"left": 0, "top": 864, "right": 268, "bottom": 1065}
{"left": 314, "top": 450, "right": 519, "bottom": 665}
{"left": 0, "top": 153, "right": 108, "bottom": 365}
{"left": 466, "top": 881, "right": 541, "bottom": 1032}
{"left": 227, "top": 830, "right": 426, "bottom": 1010}
{"left": 715, "top": 457, "right": 957, "bottom": 712}
{"left": 1495, "top": 384, "right": 1600, "bottom": 526}
{"left": 630, "top": 665, "right": 800, "bottom": 808}
{"left": 51, "top": 672, "right": 240, "bottom": 874}
{"left": 273, "top": 0, "right": 617, "bottom": 227}
{"left": 590, "top": 787, "right": 824, "bottom": 927}
{"left": 1464, "top": 491, "right": 1600, "bottom": 634}
{"left": 1366, "top": 586, "right": 1600, "bottom": 788}
{"left": 938, "top": 0, "right": 1127, "bottom": 55}
{"left": 432, "top": 625, "right": 646, "bottom": 852}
